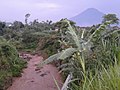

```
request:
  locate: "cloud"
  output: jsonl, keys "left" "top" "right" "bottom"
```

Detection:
{"left": 0, "top": 0, "right": 61, "bottom": 9}
{"left": 35, "top": 3, "right": 61, "bottom": 9}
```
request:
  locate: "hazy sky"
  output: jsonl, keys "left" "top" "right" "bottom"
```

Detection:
{"left": 0, "top": 0, "right": 120, "bottom": 23}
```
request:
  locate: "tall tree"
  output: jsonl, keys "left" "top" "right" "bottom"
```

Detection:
{"left": 25, "top": 13, "right": 30, "bottom": 24}
{"left": 0, "top": 22, "right": 5, "bottom": 35}
{"left": 13, "top": 21, "right": 24, "bottom": 29}
{"left": 102, "top": 14, "right": 119, "bottom": 25}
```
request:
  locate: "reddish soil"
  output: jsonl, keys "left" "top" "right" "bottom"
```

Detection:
{"left": 7, "top": 54, "right": 63, "bottom": 90}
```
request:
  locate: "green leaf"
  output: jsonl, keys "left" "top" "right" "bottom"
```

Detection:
{"left": 58, "top": 48, "right": 77, "bottom": 60}
{"left": 38, "top": 53, "right": 61, "bottom": 67}
{"left": 38, "top": 48, "right": 77, "bottom": 67}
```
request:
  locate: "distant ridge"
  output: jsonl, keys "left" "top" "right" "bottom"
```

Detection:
{"left": 70, "top": 8, "right": 104, "bottom": 26}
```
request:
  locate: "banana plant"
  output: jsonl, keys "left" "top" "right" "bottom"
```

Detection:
{"left": 38, "top": 19, "right": 113, "bottom": 72}
{"left": 38, "top": 19, "right": 120, "bottom": 89}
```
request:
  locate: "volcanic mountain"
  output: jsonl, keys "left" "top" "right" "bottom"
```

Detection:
{"left": 70, "top": 8, "right": 104, "bottom": 26}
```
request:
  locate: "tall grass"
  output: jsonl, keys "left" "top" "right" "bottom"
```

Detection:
{"left": 71, "top": 62, "right": 120, "bottom": 90}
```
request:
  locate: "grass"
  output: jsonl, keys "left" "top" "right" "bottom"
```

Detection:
{"left": 74, "top": 63, "right": 120, "bottom": 90}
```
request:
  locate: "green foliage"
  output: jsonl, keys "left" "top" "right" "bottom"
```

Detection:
{"left": 0, "top": 22, "right": 5, "bottom": 35}
{"left": 74, "top": 63, "right": 120, "bottom": 90}
{"left": 0, "top": 14, "right": 119, "bottom": 90}
{"left": 0, "top": 70, "right": 12, "bottom": 90}
{"left": 39, "top": 19, "right": 120, "bottom": 89}
{"left": 0, "top": 38, "right": 27, "bottom": 89}
{"left": 58, "top": 48, "right": 77, "bottom": 60}
{"left": 102, "top": 14, "right": 119, "bottom": 25}
{"left": 13, "top": 21, "right": 24, "bottom": 29}
{"left": 25, "top": 13, "right": 30, "bottom": 24}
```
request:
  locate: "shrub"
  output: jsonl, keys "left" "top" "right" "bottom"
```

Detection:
{"left": 0, "top": 37, "right": 27, "bottom": 89}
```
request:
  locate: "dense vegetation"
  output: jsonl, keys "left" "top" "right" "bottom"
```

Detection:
{"left": 39, "top": 15, "right": 120, "bottom": 90}
{"left": 0, "top": 13, "right": 120, "bottom": 90}
{"left": 0, "top": 18, "right": 58, "bottom": 89}
{"left": 0, "top": 37, "right": 27, "bottom": 89}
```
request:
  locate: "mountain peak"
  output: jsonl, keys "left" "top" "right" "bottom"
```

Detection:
{"left": 81, "top": 8, "right": 104, "bottom": 15}
{"left": 70, "top": 8, "right": 104, "bottom": 26}
{"left": 86, "top": 8, "right": 99, "bottom": 11}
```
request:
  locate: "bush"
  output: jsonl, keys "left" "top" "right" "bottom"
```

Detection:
{"left": 0, "top": 37, "right": 27, "bottom": 89}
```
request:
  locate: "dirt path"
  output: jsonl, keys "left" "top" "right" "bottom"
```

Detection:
{"left": 7, "top": 54, "right": 63, "bottom": 90}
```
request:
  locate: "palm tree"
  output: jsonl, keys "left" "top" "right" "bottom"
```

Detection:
{"left": 25, "top": 13, "right": 30, "bottom": 24}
